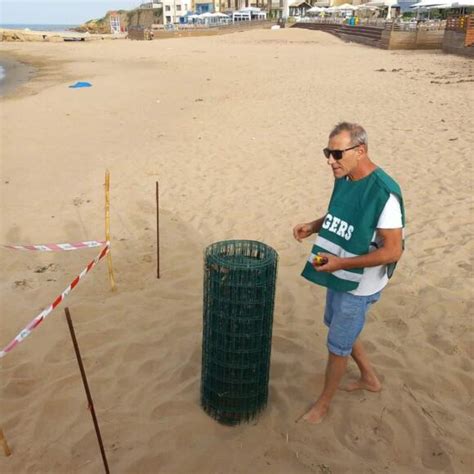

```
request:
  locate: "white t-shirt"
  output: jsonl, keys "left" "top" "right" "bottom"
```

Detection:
{"left": 349, "top": 193, "right": 403, "bottom": 296}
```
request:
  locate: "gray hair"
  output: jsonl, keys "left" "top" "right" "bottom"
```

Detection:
{"left": 329, "top": 122, "right": 368, "bottom": 148}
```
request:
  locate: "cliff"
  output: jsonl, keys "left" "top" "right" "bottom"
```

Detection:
{"left": 73, "top": 8, "right": 163, "bottom": 34}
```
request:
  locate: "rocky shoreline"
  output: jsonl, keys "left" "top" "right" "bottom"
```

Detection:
{"left": 0, "top": 28, "right": 125, "bottom": 42}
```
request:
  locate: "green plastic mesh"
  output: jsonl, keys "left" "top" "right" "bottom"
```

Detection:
{"left": 201, "top": 240, "right": 278, "bottom": 425}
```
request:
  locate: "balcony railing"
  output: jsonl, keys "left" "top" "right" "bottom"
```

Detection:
{"left": 296, "top": 17, "right": 447, "bottom": 31}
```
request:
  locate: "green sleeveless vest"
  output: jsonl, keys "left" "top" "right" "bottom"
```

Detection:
{"left": 301, "top": 167, "right": 405, "bottom": 292}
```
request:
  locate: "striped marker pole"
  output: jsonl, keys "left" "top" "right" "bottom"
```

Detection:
{"left": 156, "top": 181, "right": 160, "bottom": 279}
{"left": 0, "top": 244, "right": 109, "bottom": 359}
{"left": 105, "top": 170, "right": 116, "bottom": 291}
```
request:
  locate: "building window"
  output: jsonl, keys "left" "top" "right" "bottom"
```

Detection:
{"left": 176, "top": 4, "right": 181, "bottom": 10}
{"left": 166, "top": 15, "right": 172, "bottom": 22}
{"left": 165, "top": 5, "right": 171, "bottom": 11}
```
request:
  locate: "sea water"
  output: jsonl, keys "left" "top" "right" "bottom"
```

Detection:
{"left": 0, "top": 24, "right": 78, "bottom": 33}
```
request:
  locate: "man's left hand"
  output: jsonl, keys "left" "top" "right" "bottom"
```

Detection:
{"left": 313, "top": 253, "right": 344, "bottom": 273}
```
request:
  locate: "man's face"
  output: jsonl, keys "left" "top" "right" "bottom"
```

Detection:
{"left": 326, "top": 131, "right": 362, "bottom": 178}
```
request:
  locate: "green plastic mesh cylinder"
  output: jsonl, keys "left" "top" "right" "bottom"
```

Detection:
{"left": 201, "top": 240, "right": 278, "bottom": 425}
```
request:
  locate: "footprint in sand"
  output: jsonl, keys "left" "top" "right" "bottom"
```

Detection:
{"left": 373, "top": 353, "right": 405, "bottom": 369}
{"left": 277, "top": 287, "right": 296, "bottom": 318}
{"left": 334, "top": 407, "right": 395, "bottom": 458}
{"left": 427, "top": 334, "right": 458, "bottom": 356}
{"left": 34, "top": 263, "right": 58, "bottom": 274}
{"left": 419, "top": 420, "right": 453, "bottom": 471}
{"left": 72, "top": 197, "right": 83, "bottom": 207}
{"left": 13, "top": 279, "right": 31, "bottom": 289}
{"left": 375, "top": 337, "right": 398, "bottom": 351}
{"left": 382, "top": 318, "right": 409, "bottom": 338}
{"left": 2, "top": 377, "right": 38, "bottom": 399}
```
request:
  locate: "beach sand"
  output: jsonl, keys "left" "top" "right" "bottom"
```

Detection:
{"left": 0, "top": 28, "right": 473, "bottom": 473}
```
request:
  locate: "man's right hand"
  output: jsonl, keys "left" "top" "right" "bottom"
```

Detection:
{"left": 293, "top": 223, "right": 315, "bottom": 242}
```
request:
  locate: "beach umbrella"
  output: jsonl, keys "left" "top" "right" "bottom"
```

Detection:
{"left": 363, "top": 0, "right": 388, "bottom": 6}
{"left": 336, "top": 3, "right": 357, "bottom": 9}
{"left": 427, "top": 0, "right": 474, "bottom": 9}
{"left": 363, "top": 0, "right": 399, "bottom": 19}
{"left": 410, "top": 0, "right": 451, "bottom": 8}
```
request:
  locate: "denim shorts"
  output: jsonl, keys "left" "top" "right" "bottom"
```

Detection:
{"left": 323, "top": 289, "right": 381, "bottom": 356}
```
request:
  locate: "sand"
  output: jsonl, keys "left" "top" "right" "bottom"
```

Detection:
{"left": 0, "top": 28, "right": 473, "bottom": 473}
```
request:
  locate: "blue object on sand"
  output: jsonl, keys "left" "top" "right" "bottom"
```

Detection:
{"left": 69, "top": 81, "right": 92, "bottom": 89}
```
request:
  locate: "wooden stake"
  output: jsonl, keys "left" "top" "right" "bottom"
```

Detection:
{"left": 105, "top": 170, "right": 116, "bottom": 291}
{"left": 64, "top": 308, "right": 110, "bottom": 474}
{"left": 0, "top": 428, "right": 11, "bottom": 457}
{"left": 156, "top": 181, "right": 160, "bottom": 279}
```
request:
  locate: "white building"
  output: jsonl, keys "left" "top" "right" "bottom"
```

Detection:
{"left": 161, "top": 0, "right": 192, "bottom": 23}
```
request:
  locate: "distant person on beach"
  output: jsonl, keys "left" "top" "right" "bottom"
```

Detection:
{"left": 293, "top": 122, "right": 405, "bottom": 424}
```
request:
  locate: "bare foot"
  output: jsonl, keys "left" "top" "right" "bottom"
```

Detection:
{"left": 340, "top": 377, "right": 382, "bottom": 392}
{"left": 298, "top": 402, "right": 329, "bottom": 424}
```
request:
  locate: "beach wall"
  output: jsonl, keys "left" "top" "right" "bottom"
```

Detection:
{"left": 442, "top": 30, "right": 474, "bottom": 57}
{"left": 150, "top": 20, "right": 275, "bottom": 40}
{"left": 293, "top": 22, "right": 385, "bottom": 49}
{"left": 294, "top": 22, "right": 446, "bottom": 50}
{"left": 383, "top": 29, "right": 444, "bottom": 50}
{"left": 128, "top": 9, "right": 158, "bottom": 29}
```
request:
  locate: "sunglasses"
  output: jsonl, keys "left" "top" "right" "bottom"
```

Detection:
{"left": 323, "top": 144, "right": 360, "bottom": 160}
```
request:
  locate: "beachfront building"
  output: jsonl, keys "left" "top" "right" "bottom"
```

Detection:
{"left": 160, "top": 0, "right": 192, "bottom": 23}
{"left": 195, "top": 0, "right": 270, "bottom": 13}
{"left": 194, "top": 0, "right": 218, "bottom": 13}
{"left": 289, "top": 1, "right": 313, "bottom": 16}
{"left": 268, "top": 0, "right": 286, "bottom": 18}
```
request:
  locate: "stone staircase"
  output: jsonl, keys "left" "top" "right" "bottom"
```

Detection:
{"left": 292, "top": 22, "right": 386, "bottom": 49}
{"left": 337, "top": 24, "right": 385, "bottom": 48}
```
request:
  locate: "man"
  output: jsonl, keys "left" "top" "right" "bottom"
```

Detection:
{"left": 293, "top": 122, "right": 404, "bottom": 424}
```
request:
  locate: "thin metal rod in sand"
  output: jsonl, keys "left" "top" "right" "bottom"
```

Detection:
{"left": 0, "top": 428, "right": 12, "bottom": 456}
{"left": 105, "top": 170, "right": 116, "bottom": 291}
{"left": 156, "top": 181, "right": 160, "bottom": 279}
{"left": 64, "top": 307, "right": 110, "bottom": 474}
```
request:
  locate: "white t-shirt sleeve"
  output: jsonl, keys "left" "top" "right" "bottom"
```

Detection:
{"left": 377, "top": 193, "right": 402, "bottom": 229}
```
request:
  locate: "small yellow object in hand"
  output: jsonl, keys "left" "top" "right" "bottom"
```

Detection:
{"left": 312, "top": 255, "right": 328, "bottom": 267}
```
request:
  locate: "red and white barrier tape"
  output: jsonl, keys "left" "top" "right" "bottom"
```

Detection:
{"left": 0, "top": 243, "right": 110, "bottom": 359}
{"left": 2, "top": 240, "right": 106, "bottom": 252}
